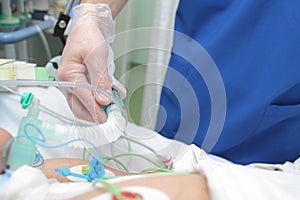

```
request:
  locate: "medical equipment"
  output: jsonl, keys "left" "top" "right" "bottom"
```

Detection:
{"left": 0, "top": 0, "right": 55, "bottom": 60}
{"left": 53, "top": 0, "right": 76, "bottom": 45}
{"left": 0, "top": 78, "right": 174, "bottom": 176}
{"left": 1, "top": 79, "right": 125, "bottom": 170}
{"left": 55, "top": 156, "right": 105, "bottom": 182}
{"left": 0, "top": 54, "right": 179, "bottom": 199}
{"left": 32, "top": 0, "right": 50, "bottom": 13}
{"left": 0, "top": 53, "right": 167, "bottom": 170}
{"left": 0, "top": 78, "right": 192, "bottom": 200}
{"left": 0, "top": 0, "right": 21, "bottom": 59}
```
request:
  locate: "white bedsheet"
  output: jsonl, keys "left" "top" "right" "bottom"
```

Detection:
{"left": 0, "top": 86, "right": 299, "bottom": 199}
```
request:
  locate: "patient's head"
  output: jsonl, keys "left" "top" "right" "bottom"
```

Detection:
{"left": 0, "top": 128, "right": 12, "bottom": 174}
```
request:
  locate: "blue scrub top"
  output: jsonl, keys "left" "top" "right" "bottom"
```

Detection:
{"left": 156, "top": 0, "right": 300, "bottom": 164}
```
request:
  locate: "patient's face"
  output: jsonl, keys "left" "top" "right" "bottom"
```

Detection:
{"left": 0, "top": 128, "right": 12, "bottom": 174}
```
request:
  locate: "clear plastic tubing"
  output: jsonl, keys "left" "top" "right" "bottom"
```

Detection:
{"left": 0, "top": 80, "right": 127, "bottom": 118}
{"left": 0, "top": 80, "right": 128, "bottom": 151}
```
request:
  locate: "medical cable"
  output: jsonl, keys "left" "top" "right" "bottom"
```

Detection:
{"left": 103, "top": 153, "right": 163, "bottom": 170}
{"left": 103, "top": 157, "right": 129, "bottom": 172}
{"left": 119, "top": 134, "right": 173, "bottom": 167}
{"left": 0, "top": 79, "right": 128, "bottom": 122}
{"left": 2, "top": 122, "right": 106, "bottom": 180}
{"left": 23, "top": 122, "right": 107, "bottom": 182}
{"left": 120, "top": 135, "right": 157, "bottom": 155}
{"left": 139, "top": 168, "right": 174, "bottom": 173}
{"left": 0, "top": 85, "right": 94, "bottom": 126}
{"left": 0, "top": 80, "right": 115, "bottom": 104}
{"left": 1, "top": 82, "right": 139, "bottom": 168}
{"left": 122, "top": 131, "right": 133, "bottom": 169}
{"left": 0, "top": 84, "right": 127, "bottom": 153}
{"left": 82, "top": 147, "right": 87, "bottom": 160}
{"left": 121, "top": 131, "right": 159, "bottom": 140}
{"left": 22, "top": 123, "right": 171, "bottom": 180}
{"left": 1, "top": 81, "right": 174, "bottom": 174}
{"left": 23, "top": 123, "right": 102, "bottom": 156}
{"left": 0, "top": 81, "right": 129, "bottom": 150}
{"left": 2, "top": 122, "right": 173, "bottom": 180}
{"left": 35, "top": 22, "right": 51, "bottom": 61}
{"left": 108, "top": 134, "right": 172, "bottom": 171}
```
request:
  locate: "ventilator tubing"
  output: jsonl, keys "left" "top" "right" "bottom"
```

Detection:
{"left": 40, "top": 103, "right": 126, "bottom": 148}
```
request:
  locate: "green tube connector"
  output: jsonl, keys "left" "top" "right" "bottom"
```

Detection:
{"left": 20, "top": 92, "right": 34, "bottom": 109}
{"left": 0, "top": 16, "right": 20, "bottom": 27}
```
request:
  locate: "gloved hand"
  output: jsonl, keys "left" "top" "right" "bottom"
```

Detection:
{"left": 57, "top": 4, "right": 115, "bottom": 123}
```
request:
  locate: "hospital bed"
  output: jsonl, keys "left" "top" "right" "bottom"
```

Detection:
{"left": 0, "top": 60, "right": 299, "bottom": 200}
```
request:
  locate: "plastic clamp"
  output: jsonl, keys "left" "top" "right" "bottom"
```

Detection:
{"left": 20, "top": 92, "right": 34, "bottom": 109}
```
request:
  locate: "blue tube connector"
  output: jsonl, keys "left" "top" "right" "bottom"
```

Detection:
{"left": 0, "top": 18, "right": 54, "bottom": 44}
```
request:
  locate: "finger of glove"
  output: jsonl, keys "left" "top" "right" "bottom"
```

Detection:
{"left": 67, "top": 85, "right": 107, "bottom": 123}
{"left": 84, "top": 42, "right": 112, "bottom": 106}
{"left": 68, "top": 93, "right": 94, "bottom": 123}
{"left": 57, "top": 25, "right": 109, "bottom": 123}
{"left": 57, "top": 60, "right": 107, "bottom": 123}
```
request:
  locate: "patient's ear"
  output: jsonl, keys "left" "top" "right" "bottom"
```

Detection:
{"left": 0, "top": 128, "right": 12, "bottom": 174}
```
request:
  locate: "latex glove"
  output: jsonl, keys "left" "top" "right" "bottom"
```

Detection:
{"left": 57, "top": 4, "right": 115, "bottom": 123}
